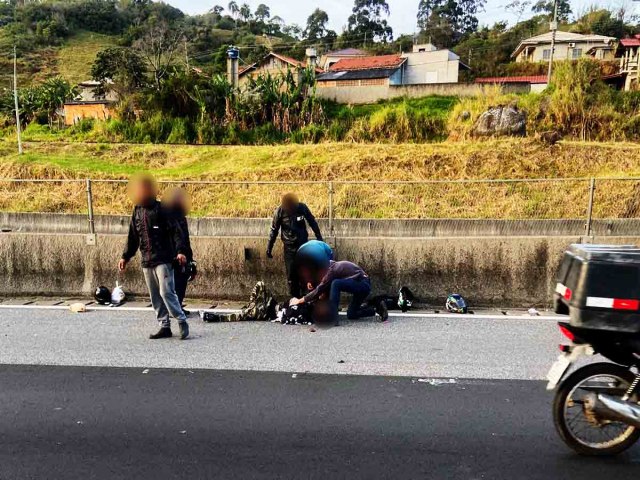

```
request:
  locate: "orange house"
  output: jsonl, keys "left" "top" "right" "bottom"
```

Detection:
{"left": 63, "top": 101, "right": 115, "bottom": 126}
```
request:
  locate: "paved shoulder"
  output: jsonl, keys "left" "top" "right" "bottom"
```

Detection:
{"left": 0, "top": 308, "right": 560, "bottom": 379}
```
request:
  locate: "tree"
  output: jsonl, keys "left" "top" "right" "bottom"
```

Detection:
{"left": 532, "top": 0, "right": 572, "bottom": 22}
{"left": 239, "top": 3, "right": 252, "bottom": 22}
{"left": 254, "top": 4, "right": 270, "bottom": 22}
{"left": 304, "top": 8, "right": 330, "bottom": 41}
{"left": 347, "top": 0, "right": 393, "bottom": 43}
{"left": 227, "top": 1, "right": 239, "bottom": 20}
{"left": 92, "top": 47, "right": 146, "bottom": 97}
{"left": 209, "top": 5, "right": 224, "bottom": 16}
{"left": 133, "top": 20, "right": 183, "bottom": 90}
{"left": 417, "top": 0, "right": 486, "bottom": 46}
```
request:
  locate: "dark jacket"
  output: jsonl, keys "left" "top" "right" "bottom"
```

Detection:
{"left": 267, "top": 202, "right": 322, "bottom": 252}
{"left": 304, "top": 260, "right": 369, "bottom": 304}
{"left": 167, "top": 206, "right": 193, "bottom": 263}
{"left": 122, "top": 199, "right": 186, "bottom": 268}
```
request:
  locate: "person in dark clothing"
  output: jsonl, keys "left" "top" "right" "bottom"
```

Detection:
{"left": 266, "top": 193, "right": 323, "bottom": 298}
{"left": 164, "top": 188, "right": 195, "bottom": 313}
{"left": 290, "top": 260, "right": 383, "bottom": 325}
{"left": 119, "top": 176, "right": 190, "bottom": 340}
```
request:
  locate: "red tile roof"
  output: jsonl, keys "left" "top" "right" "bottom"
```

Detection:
{"left": 621, "top": 37, "right": 640, "bottom": 47}
{"left": 329, "top": 54, "right": 405, "bottom": 72}
{"left": 475, "top": 75, "right": 548, "bottom": 84}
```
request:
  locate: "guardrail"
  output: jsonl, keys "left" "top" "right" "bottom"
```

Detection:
{"left": 1, "top": 177, "right": 639, "bottom": 237}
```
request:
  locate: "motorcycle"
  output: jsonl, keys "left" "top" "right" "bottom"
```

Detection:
{"left": 547, "top": 321, "right": 640, "bottom": 456}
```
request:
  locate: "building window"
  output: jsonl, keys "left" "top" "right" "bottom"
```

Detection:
{"left": 542, "top": 49, "right": 551, "bottom": 60}
{"left": 572, "top": 48, "right": 583, "bottom": 59}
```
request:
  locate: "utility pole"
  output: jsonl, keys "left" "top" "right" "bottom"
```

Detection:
{"left": 547, "top": 0, "right": 559, "bottom": 82}
{"left": 184, "top": 38, "right": 190, "bottom": 71}
{"left": 13, "top": 45, "right": 23, "bottom": 155}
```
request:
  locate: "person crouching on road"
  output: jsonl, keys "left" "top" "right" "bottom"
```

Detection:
{"left": 164, "top": 188, "right": 195, "bottom": 314}
{"left": 118, "top": 175, "right": 191, "bottom": 340}
{"left": 266, "top": 193, "right": 323, "bottom": 298}
{"left": 290, "top": 259, "right": 384, "bottom": 326}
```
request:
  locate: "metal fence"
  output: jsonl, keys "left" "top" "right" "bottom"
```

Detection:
{"left": 1, "top": 177, "right": 640, "bottom": 237}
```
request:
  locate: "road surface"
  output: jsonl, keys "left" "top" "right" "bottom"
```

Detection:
{"left": 2, "top": 307, "right": 638, "bottom": 479}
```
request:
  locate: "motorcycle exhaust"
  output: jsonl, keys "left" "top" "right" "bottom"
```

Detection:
{"left": 584, "top": 393, "right": 640, "bottom": 429}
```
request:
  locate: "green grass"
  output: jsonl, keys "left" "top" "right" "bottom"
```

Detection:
{"left": 56, "top": 31, "right": 116, "bottom": 85}
{"left": 2, "top": 138, "right": 640, "bottom": 218}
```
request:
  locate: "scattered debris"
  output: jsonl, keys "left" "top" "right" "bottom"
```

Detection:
{"left": 528, "top": 308, "right": 540, "bottom": 316}
{"left": 417, "top": 378, "right": 457, "bottom": 386}
{"left": 69, "top": 303, "right": 86, "bottom": 313}
{"left": 291, "top": 373, "right": 298, "bottom": 379}
{"left": 142, "top": 369, "right": 149, "bottom": 374}
{"left": 338, "top": 360, "right": 345, "bottom": 364}
{"left": 309, "top": 327, "right": 316, "bottom": 333}
{"left": 179, "top": 430, "right": 187, "bottom": 435}
{"left": 76, "top": 421, "right": 84, "bottom": 425}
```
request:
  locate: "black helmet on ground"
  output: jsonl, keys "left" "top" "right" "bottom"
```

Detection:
{"left": 94, "top": 286, "right": 111, "bottom": 305}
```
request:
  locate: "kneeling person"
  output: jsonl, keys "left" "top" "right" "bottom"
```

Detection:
{"left": 118, "top": 176, "right": 190, "bottom": 340}
{"left": 290, "top": 260, "right": 377, "bottom": 325}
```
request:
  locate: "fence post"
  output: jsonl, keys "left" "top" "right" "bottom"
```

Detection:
{"left": 328, "top": 181, "right": 334, "bottom": 237}
{"left": 86, "top": 178, "right": 95, "bottom": 236}
{"left": 585, "top": 177, "right": 595, "bottom": 240}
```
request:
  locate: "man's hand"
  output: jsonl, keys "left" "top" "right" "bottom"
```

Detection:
{"left": 176, "top": 254, "right": 187, "bottom": 266}
{"left": 290, "top": 297, "right": 304, "bottom": 307}
{"left": 307, "top": 282, "right": 313, "bottom": 291}
{"left": 266, "top": 250, "right": 273, "bottom": 259}
{"left": 118, "top": 259, "right": 127, "bottom": 272}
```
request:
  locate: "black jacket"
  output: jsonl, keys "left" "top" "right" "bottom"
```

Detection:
{"left": 122, "top": 199, "right": 186, "bottom": 268}
{"left": 267, "top": 202, "right": 322, "bottom": 252}
{"left": 167, "top": 206, "right": 194, "bottom": 263}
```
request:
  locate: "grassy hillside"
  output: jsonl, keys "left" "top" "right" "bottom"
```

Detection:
{"left": 1, "top": 139, "right": 640, "bottom": 219}
{"left": 56, "top": 32, "right": 117, "bottom": 85}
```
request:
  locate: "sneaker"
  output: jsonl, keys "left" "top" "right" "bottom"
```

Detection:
{"left": 377, "top": 301, "right": 389, "bottom": 322}
{"left": 179, "top": 322, "right": 190, "bottom": 340}
{"left": 150, "top": 327, "right": 172, "bottom": 339}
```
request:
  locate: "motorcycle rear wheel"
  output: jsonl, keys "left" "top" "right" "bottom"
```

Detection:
{"left": 553, "top": 362, "right": 640, "bottom": 456}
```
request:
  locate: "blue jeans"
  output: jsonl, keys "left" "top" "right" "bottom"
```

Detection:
{"left": 329, "top": 278, "right": 376, "bottom": 320}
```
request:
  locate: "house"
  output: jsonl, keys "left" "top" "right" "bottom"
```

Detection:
{"left": 512, "top": 31, "right": 617, "bottom": 63}
{"left": 238, "top": 52, "right": 320, "bottom": 86}
{"left": 63, "top": 101, "right": 115, "bottom": 126}
{"left": 316, "top": 45, "right": 468, "bottom": 103}
{"left": 319, "top": 48, "right": 368, "bottom": 71}
{"left": 617, "top": 34, "right": 640, "bottom": 91}
{"left": 400, "top": 43, "right": 468, "bottom": 84}
{"left": 63, "top": 80, "right": 117, "bottom": 126}
{"left": 475, "top": 75, "right": 549, "bottom": 93}
{"left": 76, "top": 80, "right": 118, "bottom": 102}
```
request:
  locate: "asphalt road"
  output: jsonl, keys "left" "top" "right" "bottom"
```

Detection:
{"left": 0, "top": 308, "right": 560, "bottom": 379}
{"left": 1, "top": 365, "right": 640, "bottom": 480}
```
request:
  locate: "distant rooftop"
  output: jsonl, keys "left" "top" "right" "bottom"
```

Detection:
{"left": 329, "top": 54, "right": 406, "bottom": 72}
{"left": 475, "top": 75, "right": 548, "bottom": 85}
{"left": 324, "top": 48, "right": 367, "bottom": 57}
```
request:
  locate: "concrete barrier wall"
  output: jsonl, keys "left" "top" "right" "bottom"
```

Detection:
{"left": 2, "top": 212, "right": 640, "bottom": 238}
{"left": 0, "top": 232, "right": 596, "bottom": 307}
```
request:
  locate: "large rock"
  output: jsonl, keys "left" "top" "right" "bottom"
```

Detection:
{"left": 473, "top": 104, "right": 527, "bottom": 137}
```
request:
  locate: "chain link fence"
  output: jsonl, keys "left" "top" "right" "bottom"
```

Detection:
{"left": 1, "top": 177, "right": 639, "bottom": 237}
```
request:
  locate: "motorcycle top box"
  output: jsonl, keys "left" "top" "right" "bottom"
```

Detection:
{"left": 554, "top": 244, "right": 640, "bottom": 332}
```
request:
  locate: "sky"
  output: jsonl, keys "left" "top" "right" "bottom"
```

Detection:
{"left": 166, "top": 0, "right": 640, "bottom": 36}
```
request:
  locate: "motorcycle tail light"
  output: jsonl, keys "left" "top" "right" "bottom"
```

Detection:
{"left": 559, "top": 325, "right": 575, "bottom": 341}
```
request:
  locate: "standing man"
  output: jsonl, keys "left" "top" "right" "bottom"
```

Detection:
{"left": 164, "top": 188, "right": 195, "bottom": 314}
{"left": 266, "top": 193, "right": 323, "bottom": 298}
{"left": 119, "top": 176, "right": 190, "bottom": 340}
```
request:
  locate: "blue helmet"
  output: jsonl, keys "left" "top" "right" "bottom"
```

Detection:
{"left": 296, "top": 240, "right": 334, "bottom": 269}
{"left": 446, "top": 294, "right": 468, "bottom": 314}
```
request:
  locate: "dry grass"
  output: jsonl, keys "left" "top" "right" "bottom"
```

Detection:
{"left": 1, "top": 138, "right": 640, "bottom": 218}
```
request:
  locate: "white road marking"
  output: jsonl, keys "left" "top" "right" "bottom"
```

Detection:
{"left": 0, "top": 303, "right": 562, "bottom": 320}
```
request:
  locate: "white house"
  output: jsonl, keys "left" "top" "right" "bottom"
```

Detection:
{"left": 400, "top": 43, "right": 468, "bottom": 84}
{"left": 512, "top": 31, "right": 617, "bottom": 62}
